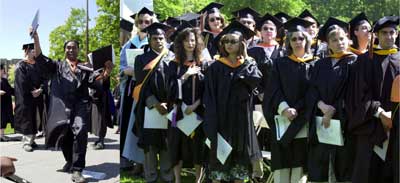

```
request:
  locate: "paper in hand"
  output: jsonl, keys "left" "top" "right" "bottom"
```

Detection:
{"left": 315, "top": 116, "right": 344, "bottom": 146}
{"left": 30, "top": 9, "right": 40, "bottom": 38}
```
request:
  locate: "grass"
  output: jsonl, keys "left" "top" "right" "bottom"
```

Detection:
{"left": 121, "top": 168, "right": 196, "bottom": 183}
{"left": 4, "top": 123, "right": 14, "bottom": 134}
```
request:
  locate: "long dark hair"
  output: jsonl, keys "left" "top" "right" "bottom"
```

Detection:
{"left": 173, "top": 28, "right": 205, "bottom": 66}
{"left": 350, "top": 20, "right": 370, "bottom": 49}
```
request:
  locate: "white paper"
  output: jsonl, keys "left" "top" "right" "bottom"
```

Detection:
{"left": 126, "top": 49, "right": 144, "bottom": 68}
{"left": 253, "top": 111, "right": 269, "bottom": 128}
{"left": 82, "top": 170, "right": 106, "bottom": 180}
{"left": 30, "top": 9, "right": 40, "bottom": 38}
{"left": 274, "top": 115, "right": 308, "bottom": 140}
{"left": 167, "top": 103, "right": 202, "bottom": 136}
{"left": 374, "top": 132, "right": 390, "bottom": 161}
{"left": 205, "top": 133, "right": 233, "bottom": 165}
{"left": 144, "top": 107, "right": 168, "bottom": 129}
{"left": 315, "top": 116, "right": 344, "bottom": 146}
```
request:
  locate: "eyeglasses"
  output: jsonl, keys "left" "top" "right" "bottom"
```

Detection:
{"left": 262, "top": 27, "right": 275, "bottom": 31}
{"left": 209, "top": 17, "right": 221, "bottom": 23}
{"left": 290, "top": 36, "right": 305, "bottom": 42}
{"left": 240, "top": 20, "right": 254, "bottom": 25}
{"left": 139, "top": 19, "right": 151, "bottom": 25}
{"left": 222, "top": 39, "right": 240, "bottom": 44}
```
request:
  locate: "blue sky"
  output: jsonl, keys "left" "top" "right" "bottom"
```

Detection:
{"left": 0, "top": 0, "right": 98, "bottom": 59}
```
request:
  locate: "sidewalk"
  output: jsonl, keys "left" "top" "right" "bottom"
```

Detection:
{"left": 0, "top": 127, "right": 120, "bottom": 183}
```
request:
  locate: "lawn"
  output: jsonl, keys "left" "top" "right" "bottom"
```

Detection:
{"left": 121, "top": 168, "right": 196, "bottom": 183}
{"left": 4, "top": 123, "right": 14, "bottom": 134}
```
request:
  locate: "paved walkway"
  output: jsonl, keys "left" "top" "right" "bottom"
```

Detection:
{"left": 0, "top": 127, "right": 120, "bottom": 183}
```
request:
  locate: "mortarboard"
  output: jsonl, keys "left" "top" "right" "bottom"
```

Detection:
{"left": 317, "top": 17, "right": 349, "bottom": 42}
{"left": 214, "top": 20, "right": 256, "bottom": 44}
{"left": 349, "top": 12, "right": 370, "bottom": 36}
{"left": 176, "top": 12, "right": 200, "bottom": 27}
{"left": 283, "top": 17, "right": 314, "bottom": 32}
{"left": 165, "top": 17, "right": 182, "bottom": 28}
{"left": 142, "top": 22, "right": 173, "bottom": 35}
{"left": 130, "top": 7, "right": 154, "bottom": 19}
{"left": 90, "top": 45, "right": 114, "bottom": 70}
{"left": 198, "top": 2, "right": 224, "bottom": 14}
{"left": 298, "top": 9, "right": 319, "bottom": 26}
{"left": 257, "top": 13, "right": 283, "bottom": 31}
{"left": 231, "top": 7, "right": 260, "bottom": 20}
{"left": 170, "top": 21, "right": 194, "bottom": 42}
{"left": 372, "top": 16, "right": 399, "bottom": 32}
{"left": 274, "top": 12, "right": 292, "bottom": 23}
{"left": 22, "top": 43, "right": 34, "bottom": 50}
{"left": 120, "top": 19, "right": 134, "bottom": 32}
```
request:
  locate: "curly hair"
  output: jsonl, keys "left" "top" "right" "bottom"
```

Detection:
{"left": 173, "top": 28, "right": 205, "bottom": 66}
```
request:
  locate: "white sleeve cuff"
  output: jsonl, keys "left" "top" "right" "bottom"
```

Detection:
{"left": 278, "top": 101, "right": 290, "bottom": 115}
{"left": 374, "top": 107, "right": 385, "bottom": 118}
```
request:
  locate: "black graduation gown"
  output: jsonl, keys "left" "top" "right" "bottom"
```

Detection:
{"left": 89, "top": 77, "right": 113, "bottom": 138}
{"left": 306, "top": 55, "right": 357, "bottom": 182}
{"left": 263, "top": 56, "right": 317, "bottom": 171}
{"left": 203, "top": 58, "right": 262, "bottom": 171}
{"left": 14, "top": 60, "right": 45, "bottom": 135}
{"left": 202, "top": 31, "right": 219, "bottom": 57}
{"left": 1, "top": 78, "right": 14, "bottom": 128}
{"left": 248, "top": 45, "right": 283, "bottom": 152}
{"left": 133, "top": 49, "right": 176, "bottom": 150}
{"left": 346, "top": 50, "right": 399, "bottom": 183}
{"left": 167, "top": 61, "right": 208, "bottom": 167}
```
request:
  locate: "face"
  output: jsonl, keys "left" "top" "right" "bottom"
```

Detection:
{"left": 150, "top": 34, "right": 165, "bottom": 52}
{"left": 223, "top": 34, "right": 241, "bottom": 55}
{"left": 289, "top": 32, "right": 306, "bottom": 52}
{"left": 0, "top": 68, "right": 6, "bottom": 78}
{"left": 137, "top": 14, "right": 152, "bottom": 31}
{"left": 25, "top": 49, "right": 35, "bottom": 60}
{"left": 261, "top": 21, "right": 277, "bottom": 41}
{"left": 304, "top": 17, "right": 318, "bottom": 38}
{"left": 65, "top": 42, "right": 79, "bottom": 61}
{"left": 354, "top": 22, "right": 371, "bottom": 41}
{"left": 328, "top": 30, "right": 349, "bottom": 54}
{"left": 208, "top": 13, "right": 223, "bottom": 31}
{"left": 378, "top": 27, "right": 398, "bottom": 49}
{"left": 183, "top": 32, "right": 196, "bottom": 53}
{"left": 239, "top": 17, "right": 256, "bottom": 31}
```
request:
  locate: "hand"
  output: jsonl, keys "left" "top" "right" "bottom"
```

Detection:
{"left": 321, "top": 115, "right": 331, "bottom": 128}
{"left": 28, "top": 26, "right": 38, "bottom": 38}
{"left": 0, "top": 156, "right": 17, "bottom": 177}
{"left": 379, "top": 111, "right": 392, "bottom": 132}
{"left": 155, "top": 103, "right": 168, "bottom": 115}
{"left": 0, "top": 90, "right": 5, "bottom": 96}
{"left": 318, "top": 101, "right": 336, "bottom": 117}
{"left": 123, "top": 67, "right": 134, "bottom": 76}
{"left": 184, "top": 104, "right": 197, "bottom": 115}
{"left": 282, "top": 108, "right": 298, "bottom": 121}
{"left": 103, "top": 60, "right": 114, "bottom": 78}
{"left": 31, "top": 88, "right": 43, "bottom": 98}
{"left": 182, "top": 65, "right": 201, "bottom": 80}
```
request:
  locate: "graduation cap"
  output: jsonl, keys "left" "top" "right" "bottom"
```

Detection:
{"left": 283, "top": 17, "right": 314, "bottom": 32}
{"left": 169, "top": 21, "right": 194, "bottom": 42}
{"left": 317, "top": 17, "right": 349, "bottom": 42}
{"left": 22, "top": 43, "right": 34, "bottom": 50}
{"left": 214, "top": 20, "right": 256, "bottom": 44}
{"left": 176, "top": 12, "right": 200, "bottom": 26}
{"left": 298, "top": 9, "right": 319, "bottom": 26}
{"left": 274, "top": 12, "right": 292, "bottom": 23}
{"left": 130, "top": 7, "right": 154, "bottom": 19}
{"left": 120, "top": 19, "right": 134, "bottom": 32}
{"left": 165, "top": 17, "right": 181, "bottom": 28}
{"left": 198, "top": 2, "right": 224, "bottom": 14}
{"left": 142, "top": 22, "right": 173, "bottom": 35}
{"left": 372, "top": 16, "right": 399, "bottom": 32}
{"left": 231, "top": 7, "right": 260, "bottom": 20}
{"left": 349, "top": 12, "right": 370, "bottom": 36}
{"left": 256, "top": 13, "right": 283, "bottom": 31}
{"left": 90, "top": 45, "right": 114, "bottom": 70}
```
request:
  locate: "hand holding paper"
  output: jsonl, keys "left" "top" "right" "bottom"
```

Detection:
{"left": 30, "top": 9, "right": 40, "bottom": 38}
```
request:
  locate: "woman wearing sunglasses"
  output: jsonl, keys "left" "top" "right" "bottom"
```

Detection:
{"left": 203, "top": 21, "right": 262, "bottom": 183}
{"left": 306, "top": 17, "right": 357, "bottom": 183}
{"left": 263, "top": 17, "right": 317, "bottom": 183}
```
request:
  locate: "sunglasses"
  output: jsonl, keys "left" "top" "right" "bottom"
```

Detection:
{"left": 222, "top": 39, "right": 240, "bottom": 45}
{"left": 209, "top": 17, "right": 222, "bottom": 23}
{"left": 262, "top": 27, "right": 275, "bottom": 31}
{"left": 240, "top": 20, "right": 254, "bottom": 25}
{"left": 139, "top": 19, "right": 151, "bottom": 25}
{"left": 290, "top": 36, "right": 305, "bottom": 42}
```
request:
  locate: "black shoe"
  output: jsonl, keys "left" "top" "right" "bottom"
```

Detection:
{"left": 0, "top": 136, "right": 9, "bottom": 142}
{"left": 31, "top": 141, "right": 38, "bottom": 148}
{"left": 93, "top": 142, "right": 104, "bottom": 150}
{"left": 61, "top": 162, "right": 72, "bottom": 173}
{"left": 71, "top": 171, "right": 87, "bottom": 183}
{"left": 23, "top": 144, "right": 33, "bottom": 152}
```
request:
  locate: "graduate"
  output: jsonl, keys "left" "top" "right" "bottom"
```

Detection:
{"left": 348, "top": 12, "right": 372, "bottom": 55}
{"left": 168, "top": 26, "right": 208, "bottom": 183}
{"left": 133, "top": 22, "right": 176, "bottom": 183}
{"left": 306, "top": 17, "right": 357, "bottom": 183}
{"left": 199, "top": 2, "right": 225, "bottom": 57}
{"left": 346, "top": 16, "right": 399, "bottom": 183}
{"left": 274, "top": 12, "right": 291, "bottom": 47}
{"left": 231, "top": 7, "right": 261, "bottom": 48}
{"left": 0, "top": 64, "right": 14, "bottom": 142}
{"left": 299, "top": 9, "right": 327, "bottom": 58}
{"left": 203, "top": 21, "right": 263, "bottom": 182}
{"left": 262, "top": 17, "right": 317, "bottom": 183}
{"left": 31, "top": 30, "right": 113, "bottom": 182}
{"left": 14, "top": 43, "right": 45, "bottom": 152}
